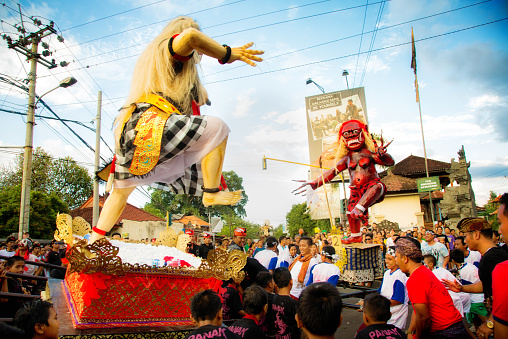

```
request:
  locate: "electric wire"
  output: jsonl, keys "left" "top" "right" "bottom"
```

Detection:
{"left": 201, "top": 17, "right": 508, "bottom": 85}
{"left": 359, "top": 0, "right": 386, "bottom": 86}
{"left": 39, "top": 0, "right": 492, "bottom": 79}
{"left": 352, "top": 0, "right": 369, "bottom": 88}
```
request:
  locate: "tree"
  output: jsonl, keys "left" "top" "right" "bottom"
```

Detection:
{"left": 286, "top": 203, "right": 319, "bottom": 237}
{"left": 143, "top": 170, "right": 248, "bottom": 220}
{"left": 0, "top": 185, "right": 68, "bottom": 238}
{"left": 273, "top": 224, "right": 285, "bottom": 239}
{"left": 0, "top": 147, "right": 93, "bottom": 209}
{"left": 217, "top": 215, "right": 261, "bottom": 240}
{"left": 480, "top": 190, "right": 500, "bottom": 230}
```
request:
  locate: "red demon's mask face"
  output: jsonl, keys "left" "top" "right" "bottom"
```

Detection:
{"left": 340, "top": 120, "right": 366, "bottom": 150}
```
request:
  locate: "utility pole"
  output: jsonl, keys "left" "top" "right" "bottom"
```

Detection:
{"left": 2, "top": 11, "right": 69, "bottom": 238}
{"left": 93, "top": 91, "right": 102, "bottom": 227}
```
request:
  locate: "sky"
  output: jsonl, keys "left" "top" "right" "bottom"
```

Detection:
{"left": 0, "top": 0, "right": 507, "bottom": 227}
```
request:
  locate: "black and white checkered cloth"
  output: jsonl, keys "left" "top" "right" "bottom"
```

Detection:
{"left": 115, "top": 103, "right": 206, "bottom": 195}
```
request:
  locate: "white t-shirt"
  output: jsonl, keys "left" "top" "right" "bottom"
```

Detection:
{"left": 254, "top": 249, "right": 278, "bottom": 271}
{"left": 276, "top": 246, "right": 292, "bottom": 268}
{"left": 464, "top": 250, "right": 481, "bottom": 268}
{"left": 386, "top": 237, "right": 395, "bottom": 248}
{"left": 379, "top": 268, "right": 409, "bottom": 330}
{"left": 421, "top": 242, "right": 449, "bottom": 268}
{"left": 307, "top": 262, "right": 340, "bottom": 286}
{"left": 289, "top": 257, "right": 319, "bottom": 298}
{"left": 432, "top": 267, "right": 469, "bottom": 316}
{"left": 459, "top": 262, "right": 484, "bottom": 304}
{"left": 0, "top": 249, "right": 15, "bottom": 258}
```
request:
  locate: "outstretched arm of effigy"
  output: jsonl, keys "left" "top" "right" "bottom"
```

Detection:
{"left": 372, "top": 150, "right": 395, "bottom": 167}
{"left": 172, "top": 28, "right": 264, "bottom": 66}
{"left": 311, "top": 156, "right": 348, "bottom": 189}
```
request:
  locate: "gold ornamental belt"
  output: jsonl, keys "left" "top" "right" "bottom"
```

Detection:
{"left": 129, "top": 94, "right": 182, "bottom": 176}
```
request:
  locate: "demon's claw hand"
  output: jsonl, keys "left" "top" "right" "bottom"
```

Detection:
{"left": 292, "top": 180, "right": 316, "bottom": 195}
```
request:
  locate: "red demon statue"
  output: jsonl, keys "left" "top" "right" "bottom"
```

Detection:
{"left": 298, "top": 120, "right": 394, "bottom": 244}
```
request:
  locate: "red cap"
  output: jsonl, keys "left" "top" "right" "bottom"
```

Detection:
{"left": 184, "top": 229, "right": 194, "bottom": 235}
{"left": 234, "top": 227, "right": 246, "bottom": 236}
{"left": 203, "top": 233, "right": 211, "bottom": 238}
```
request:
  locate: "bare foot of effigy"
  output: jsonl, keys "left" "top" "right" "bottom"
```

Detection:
{"left": 202, "top": 190, "right": 242, "bottom": 206}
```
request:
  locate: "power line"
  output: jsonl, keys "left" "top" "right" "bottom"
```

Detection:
{"left": 61, "top": 0, "right": 171, "bottom": 32}
{"left": 41, "top": 0, "right": 492, "bottom": 79}
{"left": 352, "top": 0, "right": 369, "bottom": 88}
{"left": 359, "top": 0, "right": 386, "bottom": 86}
{"left": 65, "top": 0, "right": 247, "bottom": 49}
{"left": 202, "top": 17, "right": 508, "bottom": 85}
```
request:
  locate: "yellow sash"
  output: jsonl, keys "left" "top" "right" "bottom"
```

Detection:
{"left": 129, "top": 94, "right": 182, "bottom": 176}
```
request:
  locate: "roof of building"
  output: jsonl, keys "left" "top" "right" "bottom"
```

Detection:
{"left": 421, "top": 191, "right": 444, "bottom": 200}
{"left": 380, "top": 172, "right": 418, "bottom": 193}
{"left": 174, "top": 215, "right": 209, "bottom": 226}
{"left": 70, "top": 196, "right": 165, "bottom": 227}
{"left": 380, "top": 155, "right": 451, "bottom": 177}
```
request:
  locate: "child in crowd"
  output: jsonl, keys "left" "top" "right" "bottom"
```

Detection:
{"left": 289, "top": 237, "right": 319, "bottom": 298}
{"left": 220, "top": 279, "right": 246, "bottom": 321}
{"left": 0, "top": 255, "right": 27, "bottom": 318}
{"left": 272, "top": 267, "right": 300, "bottom": 339}
{"left": 355, "top": 294, "right": 406, "bottom": 339}
{"left": 255, "top": 271, "right": 276, "bottom": 336}
{"left": 306, "top": 245, "right": 340, "bottom": 286}
{"left": 296, "top": 282, "right": 343, "bottom": 339}
{"left": 0, "top": 236, "right": 16, "bottom": 258}
{"left": 449, "top": 249, "right": 488, "bottom": 331}
{"left": 377, "top": 246, "right": 408, "bottom": 330}
{"left": 310, "top": 243, "right": 322, "bottom": 263}
{"left": 13, "top": 299, "right": 60, "bottom": 339}
{"left": 184, "top": 289, "right": 238, "bottom": 339}
{"left": 229, "top": 285, "right": 268, "bottom": 339}
{"left": 277, "top": 244, "right": 297, "bottom": 268}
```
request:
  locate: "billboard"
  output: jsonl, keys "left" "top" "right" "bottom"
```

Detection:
{"left": 305, "top": 87, "right": 369, "bottom": 220}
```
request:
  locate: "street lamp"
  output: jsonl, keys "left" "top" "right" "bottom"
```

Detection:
{"left": 18, "top": 76, "right": 78, "bottom": 238}
{"left": 306, "top": 78, "right": 325, "bottom": 94}
{"left": 34, "top": 77, "right": 77, "bottom": 107}
{"left": 342, "top": 70, "right": 349, "bottom": 89}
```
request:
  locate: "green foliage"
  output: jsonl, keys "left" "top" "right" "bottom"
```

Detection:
{"left": 142, "top": 170, "right": 248, "bottom": 221}
{"left": 480, "top": 190, "right": 500, "bottom": 230}
{"left": 273, "top": 224, "right": 285, "bottom": 239}
{"left": 217, "top": 214, "right": 262, "bottom": 239}
{"left": 0, "top": 147, "right": 93, "bottom": 209}
{"left": 286, "top": 203, "right": 319, "bottom": 237}
{"left": 0, "top": 185, "right": 68, "bottom": 238}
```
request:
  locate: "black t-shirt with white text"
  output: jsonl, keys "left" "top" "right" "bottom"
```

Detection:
{"left": 184, "top": 325, "right": 239, "bottom": 339}
{"left": 229, "top": 318, "right": 267, "bottom": 339}
{"left": 271, "top": 294, "right": 300, "bottom": 339}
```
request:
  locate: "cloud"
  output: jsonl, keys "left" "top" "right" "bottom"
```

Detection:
{"left": 467, "top": 94, "right": 508, "bottom": 142}
{"left": 232, "top": 88, "right": 256, "bottom": 118}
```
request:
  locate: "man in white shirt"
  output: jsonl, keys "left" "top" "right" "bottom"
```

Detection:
{"left": 421, "top": 230, "right": 450, "bottom": 268}
{"left": 254, "top": 236, "right": 278, "bottom": 273}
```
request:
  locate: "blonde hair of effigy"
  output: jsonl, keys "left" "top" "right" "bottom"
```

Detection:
{"left": 114, "top": 16, "right": 208, "bottom": 146}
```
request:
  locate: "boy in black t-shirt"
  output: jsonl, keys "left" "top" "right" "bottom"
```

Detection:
{"left": 296, "top": 282, "right": 343, "bottom": 339}
{"left": 220, "top": 279, "right": 246, "bottom": 321}
{"left": 255, "top": 271, "right": 276, "bottom": 336}
{"left": 229, "top": 285, "right": 268, "bottom": 339}
{"left": 355, "top": 294, "right": 406, "bottom": 339}
{"left": 184, "top": 290, "right": 238, "bottom": 339}
{"left": 14, "top": 299, "right": 60, "bottom": 339}
{"left": 272, "top": 267, "right": 300, "bottom": 339}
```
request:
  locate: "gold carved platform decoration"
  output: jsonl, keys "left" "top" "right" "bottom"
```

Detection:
{"left": 56, "top": 213, "right": 247, "bottom": 280}
{"left": 194, "top": 247, "right": 246, "bottom": 282}
{"left": 157, "top": 228, "right": 177, "bottom": 247}
{"left": 330, "top": 228, "right": 348, "bottom": 274}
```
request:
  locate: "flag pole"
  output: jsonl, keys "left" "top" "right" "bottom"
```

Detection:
{"left": 412, "top": 27, "right": 435, "bottom": 224}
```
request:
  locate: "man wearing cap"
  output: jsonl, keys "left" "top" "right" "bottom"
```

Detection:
{"left": 421, "top": 230, "right": 449, "bottom": 268}
{"left": 184, "top": 229, "right": 200, "bottom": 256}
{"left": 254, "top": 236, "right": 278, "bottom": 273}
{"left": 442, "top": 217, "right": 508, "bottom": 338}
{"left": 228, "top": 227, "right": 246, "bottom": 253}
{"left": 199, "top": 233, "right": 214, "bottom": 260}
{"left": 395, "top": 237, "right": 467, "bottom": 338}
{"left": 46, "top": 239, "right": 67, "bottom": 279}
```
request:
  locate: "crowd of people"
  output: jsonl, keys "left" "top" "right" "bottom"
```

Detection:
{"left": 2, "top": 193, "right": 508, "bottom": 339}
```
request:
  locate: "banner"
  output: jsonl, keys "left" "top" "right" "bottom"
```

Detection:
{"left": 305, "top": 87, "right": 369, "bottom": 219}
